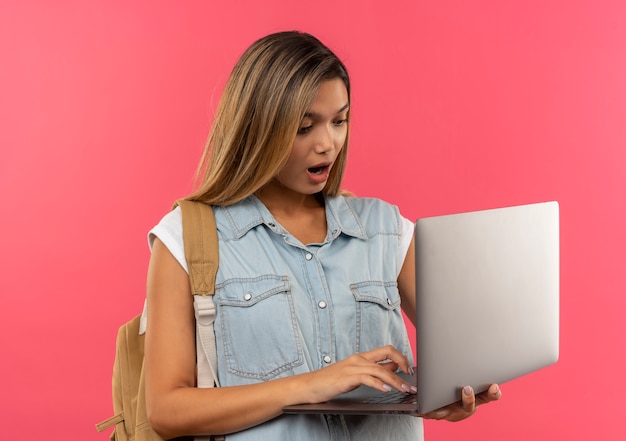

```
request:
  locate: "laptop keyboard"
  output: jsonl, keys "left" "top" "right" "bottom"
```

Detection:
{"left": 361, "top": 391, "right": 417, "bottom": 405}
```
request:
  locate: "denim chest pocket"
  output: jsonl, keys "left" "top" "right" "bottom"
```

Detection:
{"left": 216, "top": 275, "right": 304, "bottom": 381}
{"left": 350, "top": 281, "right": 408, "bottom": 354}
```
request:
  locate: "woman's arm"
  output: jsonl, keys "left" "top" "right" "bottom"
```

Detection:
{"left": 145, "top": 238, "right": 416, "bottom": 439}
{"left": 145, "top": 238, "right": 295, "bottom": 437}
{"left": 398, "top": 237, "right": 417, "bottom": 327}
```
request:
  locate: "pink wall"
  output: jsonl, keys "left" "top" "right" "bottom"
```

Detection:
{"left": 1, "top": 0, "right": 625, "bottom": 439}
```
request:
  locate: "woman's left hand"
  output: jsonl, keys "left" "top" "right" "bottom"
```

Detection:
{"left": 419, "top": 384, "right": 502, "bottom": 422}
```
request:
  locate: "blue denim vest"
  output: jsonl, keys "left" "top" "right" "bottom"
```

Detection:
{"left": 211, "top": 195, "right": 423, "bottom": 440}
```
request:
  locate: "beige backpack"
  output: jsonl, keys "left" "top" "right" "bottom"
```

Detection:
{"left": 97, "top": 201, "right": 220, "bottom": 441}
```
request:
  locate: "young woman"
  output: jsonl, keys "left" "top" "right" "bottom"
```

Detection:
{"left": 144, "top": 31, "right": 501, "bottom": 440}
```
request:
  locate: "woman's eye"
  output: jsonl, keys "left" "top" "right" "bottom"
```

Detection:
{"left": 334, "top": 119, "right": 348, "bottom": 126}
{"left": 297, "top": 125, "right": 313, "bottom": 134}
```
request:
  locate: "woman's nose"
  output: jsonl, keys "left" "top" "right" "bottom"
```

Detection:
{"left": 314, "top": 126, "right": 334, "bottom": 154}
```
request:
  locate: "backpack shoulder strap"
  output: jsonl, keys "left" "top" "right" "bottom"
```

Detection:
{"left": 177, "top": 199, "right": 222, "bottom": 402}
{"left": 178, "top": 200, "right": 219, "bottom": 296}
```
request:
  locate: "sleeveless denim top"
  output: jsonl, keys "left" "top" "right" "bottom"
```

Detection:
{"left": 152, "top": 195, "right": 424, "bottom": 440}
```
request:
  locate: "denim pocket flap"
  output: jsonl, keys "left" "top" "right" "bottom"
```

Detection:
{"left": 218, "top": 275, "right": 290, "bottom": 307}
{"left": 350, "top": 281, "right": 400, "bottom": 310}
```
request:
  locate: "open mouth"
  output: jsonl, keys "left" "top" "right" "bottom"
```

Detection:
{"left": 306, "top": 163, "right": 332, "bottom": 184}
{"left": 308, "top": 165, "right": 328, "bottom": 175}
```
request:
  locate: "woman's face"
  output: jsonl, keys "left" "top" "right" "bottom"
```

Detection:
{"left": 276, "top": 78, "right": 349, "bottom": 195}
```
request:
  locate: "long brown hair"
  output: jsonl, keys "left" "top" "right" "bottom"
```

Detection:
{"left": 186, "top": 31, "right": 351, "bottom": 206}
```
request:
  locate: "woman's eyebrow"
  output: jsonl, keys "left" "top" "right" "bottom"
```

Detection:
{"left": 303, "top": 103, "right": 350, "bottom": 118}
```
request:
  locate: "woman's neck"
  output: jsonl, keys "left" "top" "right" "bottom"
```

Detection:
{"left": 255, "top": 181, "right": 324, "bottom": 216}
{"left": 255, "top": 182, "right": 327, "bottom": 244}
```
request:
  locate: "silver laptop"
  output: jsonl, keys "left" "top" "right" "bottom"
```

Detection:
{"left": 284, "top": 201, "right": 560, "bottom": 415}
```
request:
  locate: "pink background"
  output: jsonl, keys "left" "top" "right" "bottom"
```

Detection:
{"left": 1, "top": 0, "right": 625, "bottom": 439}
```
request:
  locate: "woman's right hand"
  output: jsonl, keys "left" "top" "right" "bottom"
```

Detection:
{"left": 296, "top": 345, "right": 416, "bottom": 405}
